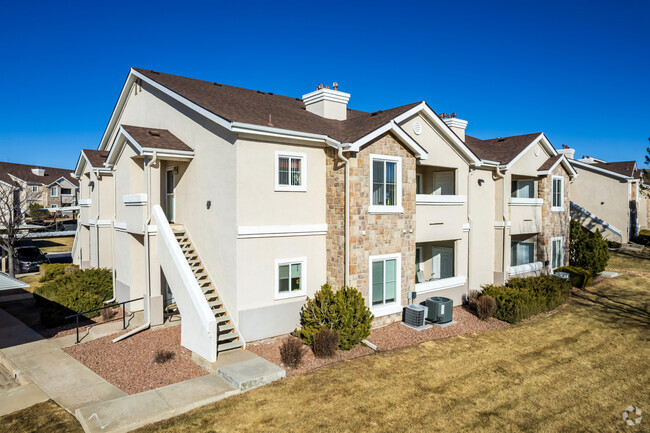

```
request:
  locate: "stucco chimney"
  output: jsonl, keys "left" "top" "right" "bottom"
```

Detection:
{"left": 31, "top": 168, "right": 45, "bottom": 176}
{"left": 557, "top": 144, "right": 575, "bottom": 160}
{"left": 302, "top": 84, "right": 350, "bottom": 120}
{"left": 443, "top": 116, "right": 468, "bottom": 142}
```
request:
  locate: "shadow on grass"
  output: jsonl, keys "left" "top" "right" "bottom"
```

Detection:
{"left": 571, "top": 277, "right": 650, "bottom": 329}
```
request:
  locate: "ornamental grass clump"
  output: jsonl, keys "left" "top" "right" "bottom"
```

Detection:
{"left": 296, "top": 284, "right": 373, "bottom": 350}
{"left": 313, "top": 328, "right": 339, "bottom": 358}
{"left": 476, "top": 295, "right": 496, "bottom": 320}
{"left": 280, "top": 337, "right": 306, "bottom": 368}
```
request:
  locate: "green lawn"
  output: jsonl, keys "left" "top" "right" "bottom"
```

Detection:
{"left": 3, "top": 269, "right": 649, "bottom": 432}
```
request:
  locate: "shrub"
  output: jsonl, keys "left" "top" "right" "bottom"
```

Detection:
{"left": 279, "top": 337, "right": 306, "bottom": 368}
{"left": 153, "top": 350, "right": 175, "bottom": 364}
{"left": 554, "top": 266, "right": 593, "bottom": 289}
{"left": 569, "top": 221, "right": 609, "bottom": 276}
{"left": 35, "top": 268, "right": 113, "bottom": 327}
{"left": 313, "top": 328, "right": 339, "bottom": 358}
{"left": 476, "top": 295, "right": 496, "bottom": 320}
{"left": 482, "top": 276, "right": 571, "bottom": 324}
{"left": 465, "top": 289, "right": 480, "bottom": 308}
{"left": 39, "top": 263, "right": 79, "bottom": 283}
{"left": 295, "top": 284, "right": 373, "bottom": 350}
{"left": 631, "top": 232, "right": 650, "bottom": 246}
{"left": 28, "top": 203, "right": 50, "bottom": 220}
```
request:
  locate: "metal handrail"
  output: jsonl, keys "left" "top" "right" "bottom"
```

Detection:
{"left": 65, "top": 297, "right": 144, "bottom": 344}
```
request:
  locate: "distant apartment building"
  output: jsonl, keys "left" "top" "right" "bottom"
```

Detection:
{"left": 73, "top": 68, "right": 574, "bottom": 362}
{"left": 0, "top": 161, "right": 79, "bottom": 213}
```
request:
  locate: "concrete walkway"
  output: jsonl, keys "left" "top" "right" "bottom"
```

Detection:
{"left": 0, "top": 308, "right": 126, "bottom": 413}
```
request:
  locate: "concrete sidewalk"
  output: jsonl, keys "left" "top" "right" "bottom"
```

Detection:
{"left": 0, "top": 308, "right": 125, "bottom": 413}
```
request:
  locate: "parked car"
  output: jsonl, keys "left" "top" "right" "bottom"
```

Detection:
{"left": 13, "top": 246, "right": 49, "bottom": 274}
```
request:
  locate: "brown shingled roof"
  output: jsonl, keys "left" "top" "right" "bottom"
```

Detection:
{"left": 465, "top": 132, "right": 542, "bottom": 164}
{"left": 0, "top": 161, "right": 78, "bottom": 187}
{"left": 537, "top": 154, "right": 562, "bottom": 171}
{"left": 592, "top": 161, "right": 636, "bottom": 177}
{"left": 132, "top": 68, "right": 420, "bottom": 144}
{"left": 121, "top": 125, "right": 193, "bottom": 152}
{"left": 82, "top": 149, "right": 110, "bottom": 168}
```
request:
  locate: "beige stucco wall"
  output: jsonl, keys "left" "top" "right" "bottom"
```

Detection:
{"left": 468, "top": 167, "right": 498, "bottom": 289}
{"left": 571, "top": 166, "right": 630, "bottom": 243}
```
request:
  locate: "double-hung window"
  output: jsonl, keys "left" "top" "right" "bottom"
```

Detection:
{"left": 551, "top": 176, "right": 564, "bottom": 211}
{"left": 50, "top": 186, "right": 58, "bottom": 197}
{"left": 31, "top": 185, "right": 39, "bottom": 193}
{"left": 275, "top": 257, "right": 306, "bottom": 299}
{"left": 275, "top": 151, "right": 306, "bottom": 191}
{"left": 369, "top": 253, "right": 401, "bottom": 316}
{"left": 511, "top": 179, "right": 534, "bottom": 198}
{"left": 551, "top": 237, "right": 563, "bottom": 269}
{"left": 511, "top": 241, "right": 535, "bottom": 266}
{"left": 369, "top": 154, "right": 402, "bottom": 213}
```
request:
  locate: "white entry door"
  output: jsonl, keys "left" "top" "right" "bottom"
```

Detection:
{"left": 432, "top": 247, "right": 454, "bottom": 279}
{"left": 433, "top": 171, "right": 454, "bottom": 195}
{"left": 165, "top": 168, "right": 175, "bottom": 222}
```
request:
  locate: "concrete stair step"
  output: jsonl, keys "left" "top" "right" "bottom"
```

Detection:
{"left": 219, "top": 322, "right": 235, "bottom": 333}
{"left": 211, "top": 306, "right": 226, "bottom": 316}
{"left": 218, "top": 332, "right": 239, "bottom": 343}
{"left": 217, "top": 340, "right": 244, "bottom": 352}
{"left": 207, "top": 300, "right": 224, "bottom": 309}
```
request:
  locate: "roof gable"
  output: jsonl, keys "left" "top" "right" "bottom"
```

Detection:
{"left": 0, "top": 161, "right": 78, "bottom": 187}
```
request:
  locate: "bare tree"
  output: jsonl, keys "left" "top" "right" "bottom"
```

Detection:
{"left": 0, "top": 180, "right": 39, "bottom": 277}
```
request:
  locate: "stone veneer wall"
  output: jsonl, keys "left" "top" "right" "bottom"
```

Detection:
{"left": 537, "top": 164, "right": 570, "bottom": 268}
{"left": 326, "top": 133, "right": 417, "bottom": 327}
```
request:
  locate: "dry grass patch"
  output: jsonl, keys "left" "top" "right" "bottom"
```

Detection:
{"left": 608, "top": 249, "right": 650, "bottom": 275}
{"left": 136, "top": 274, "right": 650, "bottom": 433}
{"left": 0, "top": 401, "right": 82, "bottom": 432}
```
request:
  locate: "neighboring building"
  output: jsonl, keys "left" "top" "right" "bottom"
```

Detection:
{"left": 558, "top": 146, "right": 645, "bottom": 243}
{"left": 0, "top": 161, "right": 79, "bottom": 213}
{"left": 72, "top": 68, "right": 573, "bottom": 362}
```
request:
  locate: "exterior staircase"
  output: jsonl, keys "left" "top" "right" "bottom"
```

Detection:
{"left": 168, "top": 225, "right": 244, "bottom": 353}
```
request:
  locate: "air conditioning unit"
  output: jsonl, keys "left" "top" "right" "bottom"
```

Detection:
{"left": 404, "top": 304, "right": 427, "bottom": 327}
{"left": 426, "top": 296, "right": 453, "bottom": 324}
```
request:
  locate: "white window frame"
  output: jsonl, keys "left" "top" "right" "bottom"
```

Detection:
{"left": 369, "top": 154, "right": 403, "bottom": 214}
{"left": 551, "top": 236, "right": 564, "bottom": 269}
{"left": 511, "top": 241, "right": 535, "bottom": 266}
{"left": 50, "top": 186, "right": 58, "bottom": 197}
{"left": 61, "top": 187, "right": 73, "bottom": 196}
{"left": 31, "top": 185, "right": 39, "bottom": 193}
{"left": 274, "top": 257, "right": 307, "bottom": 300}
{"left": 416, "top": 173, "right": 423, "bottom": 195}
{"left": 50, "top": 204, "right": 58, "bottom": 209}
{"left": 368, "top": 253, "right": 402, "bottom": 317}
{"left": 551, "top": 176, "right": 564, "bottom": 211}
{"left": 415, "top": 247, "right": 423, "bottom": 273}
{"left": 275, "top": 150, "right": 307, "bottom": 192}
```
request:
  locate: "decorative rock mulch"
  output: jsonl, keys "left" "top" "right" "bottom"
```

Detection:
{"left": 248, "top": 306, "right": 509, "bottom": 376}
{"left": 63, "top": 326, "right": 208, "bottom": 395}
{"left": 367, "top": 306, "right": 509, "bottom": 351}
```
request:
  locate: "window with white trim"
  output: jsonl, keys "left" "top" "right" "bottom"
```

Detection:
{"left": 416, "top": 174, "right": 422, "bottom": 194}
{"left": 415, "top": 247, "right": 423, "bottom": 273}
{"left": 511, "top": 179, "right": 534, "bottom": 198}
{"left": 371, "top": 254, "right": 399, "bottom": 307}
{"left": 50, "top": 186, "right": 58, "bottom": 197}
{"left": 551, "top": 176, "right": 564, "bottom": 210}
{"left": 369, "top": 154, "right": 402, "bottom": 213}
{"left": 551, "top": 238, "right": 563, "bottom": 269}
{"left": 275, "top": 151, "right": 306, "bottom": 191}
{"left": 511, "top": 241, "right": 535, "bottom": 266}
{"left": 50, "top": 204, "right": 58, "bottom": 209}
{"left": 275, "top": 257, "right": 306, "bottom": 299}
{"left": 61, "top": 188, "right": 72, "bottom": 196}
{"left": 31, "top": 185, "right": 39, "bottom": 193}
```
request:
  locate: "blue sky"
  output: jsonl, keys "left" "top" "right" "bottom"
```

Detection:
{"left": 0, "top": 0, "right": 648, "bottom": 169}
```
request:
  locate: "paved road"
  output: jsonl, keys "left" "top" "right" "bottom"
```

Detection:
{"left": 46, "top": 252, "right": 72, "bottom": 264}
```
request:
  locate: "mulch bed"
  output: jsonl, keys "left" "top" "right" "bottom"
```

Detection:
{"left": 248, "top": 305, "right": 509, "bottom": 376}
{"left": 63, "top": 325, "right": 208, "bottom": 395}
{"left": 367, "top": 306, "right": 509, "bottom": 351}
{"left": 36, "top": 307, "right": 125, "bottom": 339}
{"left": 248, "top": 337, "right": 374, "bottom": 377}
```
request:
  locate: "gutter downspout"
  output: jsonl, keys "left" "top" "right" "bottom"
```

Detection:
{"left": 114, "top": 151, "right": 158, "bottom": 343}
{"left": 466, "top": 168, "right": 473, "bottom": 296}
{"left": 494, "top": 166, "right": 508, "bottom": 280}
{"left": 337, "top": 147, "right": 350, "bottom": 287}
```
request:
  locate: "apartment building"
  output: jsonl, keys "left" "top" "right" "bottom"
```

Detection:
{"left": 73, "top": 68, "right": 572, "bottom": 362}
{"left": 556, "top": 147, "right": 645, "bottom": 243}
{"left": 0, "top": 161, "right": 78, "bottom": 212}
